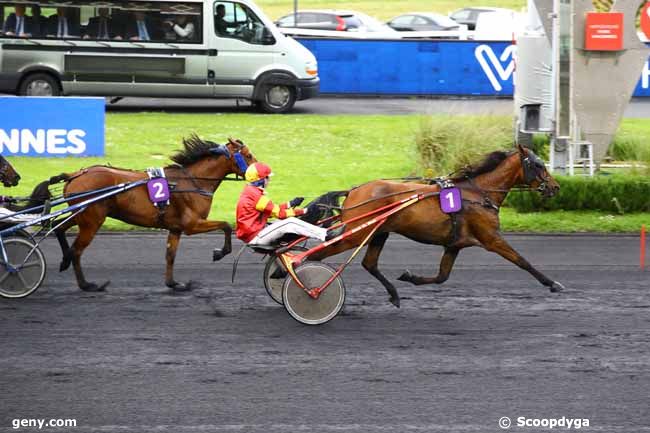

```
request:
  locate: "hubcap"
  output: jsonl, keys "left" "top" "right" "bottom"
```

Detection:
{"left": 266, "top": 85, "right": 290, "bottom": 109}
{"left": 26, "top": 80, "right": 54, "bottom": 96}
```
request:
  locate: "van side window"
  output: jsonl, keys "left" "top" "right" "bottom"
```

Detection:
{"left": 0, "top": 1, "right": 202, "bottom": 44}
{"left": 214, "top": 1, "right": 273, "bottom": 45}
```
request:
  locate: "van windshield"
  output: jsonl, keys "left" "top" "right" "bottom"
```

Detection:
{"left": 214, "top": 1, "right": 273, "bottom": 45}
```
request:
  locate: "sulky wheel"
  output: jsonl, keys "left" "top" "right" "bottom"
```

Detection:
{"left": 263, "top": 246, "right": 307, "bottom": 305}
{"left": 0, "top": 237, "right": 47, "bottom": 299}
{"left": 282, "top": 262, "right": 345, "bottom": 326}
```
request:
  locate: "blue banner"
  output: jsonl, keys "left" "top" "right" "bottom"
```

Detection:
{"left": 297, "top": 39, "right": 515, "bottom": 96}
{"left": 298, "top": 38, "right": 650, "bottom": 97}
{"left": 0, "top": 97, "right": 104, "bottom": 157}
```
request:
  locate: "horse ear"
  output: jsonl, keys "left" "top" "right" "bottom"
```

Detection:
{"left": 228, "top": 137, "right": 244, "bottom": 147}
{"left": 517, "top": 143, "right": 528, "bottom": 155}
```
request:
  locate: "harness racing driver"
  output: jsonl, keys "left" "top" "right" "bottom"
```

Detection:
{"left": 236, "top": 162, "right": 344, "bottom": 246}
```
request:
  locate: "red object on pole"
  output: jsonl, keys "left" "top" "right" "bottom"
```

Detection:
{"left": 641, "top": 2, "right": 650, "bottom": 40}
{"left": 641, "top": 225, "right": 646, "bottom": 270}
{"left": 584, "top": 12, "right": 624, "bottom": 51}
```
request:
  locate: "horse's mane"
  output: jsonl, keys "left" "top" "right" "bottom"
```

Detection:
{"left": 169, "top": 135, "right": 222, "bottom": 166}
{"left": 450, "top": 150, "right": 513, "bottom": 181}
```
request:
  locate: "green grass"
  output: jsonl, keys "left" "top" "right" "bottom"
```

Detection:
{"left": 5, "top": 112, "right": 649, "bottom": 233}
{"left": 501, "top": 208, "right": 649, "bottom": 233}
{"left": 256, "top": 0, "right": 527, "bottom": 21}
{"left": 8, "top": 113, "right": 419, "bottom": 229}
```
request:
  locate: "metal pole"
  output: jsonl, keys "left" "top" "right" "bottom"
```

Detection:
{"left": 293, "top": 0, "right": 297, "bottom": 26}
{"left": 550, "top": 0, "right": 560, "bottom": 173}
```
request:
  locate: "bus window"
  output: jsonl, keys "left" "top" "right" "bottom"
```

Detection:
{"left": 0, "top": 1, "right": 201, "bottom": 43}
{"left": 214, "top": 1, "right": 274, "bottom": 45}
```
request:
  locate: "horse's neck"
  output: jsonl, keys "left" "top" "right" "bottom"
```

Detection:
{"left": 470, "top": 156, "right": 521, "bottom": 206}
{"left": 183, "top": 159, "right": 230, "bottom": 193}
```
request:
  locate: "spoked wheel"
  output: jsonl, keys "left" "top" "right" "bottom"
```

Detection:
{"left": 0, "top": 237, "right": 47, "bottom": 299}
{"left": 263, "top": 246, "right": 307, "bottom": 305}
{"left": 282, "top": 262, "right": 345, "bottom": 326}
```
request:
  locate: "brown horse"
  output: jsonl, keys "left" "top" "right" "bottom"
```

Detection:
{"left": 0, "top": 155, "right": 21, "bottom": 187}
{"left": 53, "top": 136, "right": 256, "bottom": 292}
{"left": 310, "top": 144, "right": 563, "bottom": 307}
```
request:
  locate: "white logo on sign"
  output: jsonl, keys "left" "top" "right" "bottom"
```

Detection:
{"left": 475, "top": 44, "right": 516, "bottom": 92}
{"left": 642, "top": 60, "right": 650, "bottom": 89}
{"left": 0, "top": 129, "right": 87, "bottom": 155}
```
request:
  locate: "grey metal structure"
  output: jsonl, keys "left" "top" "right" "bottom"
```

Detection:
{"left": 515, "top": 0, "right": 650, "bottom": 173}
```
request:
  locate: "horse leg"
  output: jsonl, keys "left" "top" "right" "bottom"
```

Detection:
{"left": 71, "top": 218, "right": 109, "bottom": 292}
{"left": 477, "top": 233, "right": 564, "bottom": 292}
{"left": 182, "top": 219, "right": 232, "bottom": 261}
{"left": 361, "top": 232, "right": 401, "bottom": 308}
{"left": 55, "top": 218, "right": 76, "bottom": 272}
{"left": 398, "top": 247, "right": 460, "bottom": 286}
{"left": 164, "top": 230, "right": 194, "bottom": 292}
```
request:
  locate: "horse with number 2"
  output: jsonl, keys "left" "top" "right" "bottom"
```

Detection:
{"left": 0, "top": 136, "right": 256, "bottom": 298}
{"left": 261, "top": 145, "right": 565, "bottom": 325}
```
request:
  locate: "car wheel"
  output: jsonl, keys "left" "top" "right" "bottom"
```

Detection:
{"left": 18, "top": 73, "right": 61, "bottom": 97}
{"left": 258, "top": 84, "right": 296, "bottom": 114}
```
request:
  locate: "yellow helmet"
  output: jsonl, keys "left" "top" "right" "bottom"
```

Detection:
{"left": 245, "top": 162, "right": 273, "bottom": 183}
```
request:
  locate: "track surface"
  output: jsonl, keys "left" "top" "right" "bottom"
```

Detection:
{"left": 105, "top": 96, "right": 650, "bottom": 117}
{"left": 1, "top": 233, "right": 649, "bottom": 432}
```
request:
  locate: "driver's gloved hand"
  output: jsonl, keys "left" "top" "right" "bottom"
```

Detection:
{"left": 289, "top": 197, "right": 304, "bottom": 208}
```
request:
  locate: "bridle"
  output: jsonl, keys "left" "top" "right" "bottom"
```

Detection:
{"left": 520, "top": 151, "right": 551, "bottom": 194}
{"left": 164, "top": 142, "right": 249, "bottom": 196}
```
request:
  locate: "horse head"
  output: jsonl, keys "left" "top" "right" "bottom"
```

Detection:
{"left": 174, "top": 135, "right": 257, "bottom": 181}
{"left": 0, "top": 155, "right": 20, "bottom": 187}
{"left": 516, "top": 144, "right": 560, "bottom": 197}
{"left": 224, "top": 137, "right": 257, "bottom": 178}
{"left": 301, "top": 190, "right": 349, "bottom": 228}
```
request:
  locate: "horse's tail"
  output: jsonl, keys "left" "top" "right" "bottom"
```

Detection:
{"left": 49, "top": 173, "right": 72, "bottom": 185}
{"left": 9, "top": 172, "right": 73, "bottom": 212}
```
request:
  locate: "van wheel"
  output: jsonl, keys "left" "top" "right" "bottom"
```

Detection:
{"left": 19, "top": 73, "right": 61, "bottom": 97}
{"left": 258, "top": 85, "right": 296, "bottom": 114}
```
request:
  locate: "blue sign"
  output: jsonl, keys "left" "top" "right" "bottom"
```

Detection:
{"left": 298, "top": 38, "right": 650, "bottom": 97}
{"left": 298, "top": 39, "right": 515, "bottom": 96}
{"left": 0, "top": 97, "right": 104, "bottom": 157}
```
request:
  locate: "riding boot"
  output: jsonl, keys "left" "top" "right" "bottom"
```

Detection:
{"left": 325, "top": 224, "right": 346, "bottom": 241}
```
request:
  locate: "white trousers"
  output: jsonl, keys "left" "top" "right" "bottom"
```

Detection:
{"left": 249, "top": 217, "right": 327, "bottom": 245}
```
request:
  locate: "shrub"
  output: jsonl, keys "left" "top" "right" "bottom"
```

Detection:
{"left": 415, "top": 115, "right": 512, "bottom": 176}
{"left": 505, "top": 175, "right": 650, "bottom": 213}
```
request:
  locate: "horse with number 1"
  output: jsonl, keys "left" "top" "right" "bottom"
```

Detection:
{"left": 266, "top": 145, "right": 565, "bottom": 325}
{"left": 52, "top": 136, "right": 256, "bottom": 292}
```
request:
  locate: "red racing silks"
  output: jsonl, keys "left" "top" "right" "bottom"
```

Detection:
{"left": 235, "top": 185, "right": 304, "bottom": 243}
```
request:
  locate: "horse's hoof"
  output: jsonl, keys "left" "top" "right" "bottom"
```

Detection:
{"left": 212, "top": 249, "right": 225, "bottom": 262}
{"left": 389, "top": 296, "right": 401, "bottom": 308}
{"left": 59, "top": 259, "right": 71, "bottom": 272}
{"left": 397, "top": 270, "right": 412, "bottom": 283}
{"left": 550, "top": 281, "right": 565, "bottom": 293}
{"left": 168, "top": 282, "right": 192, "bottom": 292}
{"left": 81, "top": 281, "right": 108, "bottom": 292}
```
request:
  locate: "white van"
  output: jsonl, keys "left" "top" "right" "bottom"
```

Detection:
{"left": 0, "top": 0, "right": 319, "bottom": 113}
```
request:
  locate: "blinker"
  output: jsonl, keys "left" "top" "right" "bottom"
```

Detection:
{"left": 234, "top": 152, "right": 248, "bottom": 173}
